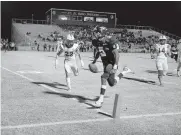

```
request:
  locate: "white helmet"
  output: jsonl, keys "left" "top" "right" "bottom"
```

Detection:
{"left": 67, "top": 34, "right": 75, "bottom": 41}
{"left": 159, "top": 35, "right": 167, "bottom": 40}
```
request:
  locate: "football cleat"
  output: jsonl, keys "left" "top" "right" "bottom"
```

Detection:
{"left": 123, "top": 66, "right": 134, "bottom": 74}
{"left": 93, "top": 101, "right": 103, "bottom": 108}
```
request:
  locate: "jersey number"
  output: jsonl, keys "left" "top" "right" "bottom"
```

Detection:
{"left": 65, "top": 51, "right": 73, "bottom": 57}
{"left": 159, "top": 48, "right": 166, "bottom": 53}
{"left": 98, "top": 47, "right": 106, "bottom": 57}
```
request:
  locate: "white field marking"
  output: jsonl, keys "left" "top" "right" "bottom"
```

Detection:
{"left": 2, "top": 112, "right": 181, "bottom": 130}
{"left": 119, "top": 112, "right": 181, "bottom": 119}
{"left": 1, "top": 118, "right": 112, "bottom": 130}
{"left": 16, "top": 71, "right": 43, "bottom": 74}
{"left": 1, "top": 66, "right": 98, "bottom": 109}
{"left": 1, "top": 66, "right": 61, "bottom": 93}
{"left": 163, "top": 81, "right": 180, "bottom": 86}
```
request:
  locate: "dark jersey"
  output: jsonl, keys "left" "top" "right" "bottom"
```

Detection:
{"left": 96, "top": 36, "right": 119, "bottom": 65}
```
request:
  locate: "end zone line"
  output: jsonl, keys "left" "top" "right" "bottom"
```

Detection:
{"left": 1, "top": 66, "right": 61, "bottom": 93}
{"left": 2, "top": 112, "right": 181, "bottom": 130}
{"left": 119, "top": 112, "right": 181, "bottom": 119}
{"left": 1, "top": 118, "right": 112, "bottom": 130}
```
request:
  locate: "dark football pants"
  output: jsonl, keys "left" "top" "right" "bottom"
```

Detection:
{"left": 101, "top": 63, "right": 117, "bottom": 87}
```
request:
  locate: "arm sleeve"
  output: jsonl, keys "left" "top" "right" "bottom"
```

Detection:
{"left": 112, "top": 49, "right": 119, "bottom": 66}
{"left": 56, "top": 41, "right": 64, "bottom": 57}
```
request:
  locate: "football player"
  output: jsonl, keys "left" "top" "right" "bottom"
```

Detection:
{"left": 55, "top": 34, "right": 84, "bottom": 91}
{"left": 91, "top": 26, "right": 133, "bottom": 108}
{"left": 153, "top": 36, "right": 171, "bottom": 86}
{"left": 177, "top": 39, "right": 181, "bottom": 77}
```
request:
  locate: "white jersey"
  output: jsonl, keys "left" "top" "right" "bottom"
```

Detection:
{"left": 155, "top": 43, "right": 170, "bottom": 59}
{"left": 60, "top": 42, "right": 79, "bottom": 61}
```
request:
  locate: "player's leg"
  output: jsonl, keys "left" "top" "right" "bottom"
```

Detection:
{"left": 156, "top": 59, "right": 164, "bottom": 86}
{"left": 150, "top": 50, "right": 154, "bottom": 59}
{"left": 64, "top": 60, "right": 72, "bottom": 91}
{"left": 163, "top": 58, "right": 168, "bottom": 76}
{"left": 175, "top": 54, "right": 178, "bottom": 62}
{"left": 71, "top": 60, "right": 79, "bottom": 76}
{"left": 94, "top": 64, "right": 110, "bottom": 108}
{"left": 177, "top": 59, "right": 181, "bottom": 77}
{"left": 108, "top": 66, "right": 134, "bottom": 87}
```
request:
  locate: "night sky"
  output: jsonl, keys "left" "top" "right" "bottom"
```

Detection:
{"left": 1, "top": 1, "right": 181, "bottom": 40}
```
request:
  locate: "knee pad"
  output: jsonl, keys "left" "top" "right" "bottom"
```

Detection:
{"left": 107, "top": 73, "right": 116, "bottom": 87}
{"left": 105, "top": 64, "right": 113, "bottom": 73}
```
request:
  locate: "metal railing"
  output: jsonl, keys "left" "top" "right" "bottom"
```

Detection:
{"left": 116, "top": 24, "right": 181, "bottom": 40}
{"left": 12, "top": 18, "right": 48, "bottom": 25}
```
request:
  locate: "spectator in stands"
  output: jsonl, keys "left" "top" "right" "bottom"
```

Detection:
{"left": 48, "top": 44, "right": 51, "bottom": 51}
{"left": 52, "top": 45, "right": 55, "bottom": 52}
{"left": 26, "top": 32, "right": 31, "bottom": 36}
{"left": 43, "top": 43, "right": 47, "bottom": 51}
{"left": 171, "top": 45, "right": 178, "bottom": 62}
{"left": 34, "top": 40, "right": 37, "bottom": 45}
{"left": 10, "top": 42, "right": 15, "bottom": 51}
{"left": 37, "top": 44, "right": 40, "bottom": 51}
{"left": 38, "top": 34, "right": 43, "bottom": 38}
{"left": 4, "top": 39, "right": 9, "bottom": 52}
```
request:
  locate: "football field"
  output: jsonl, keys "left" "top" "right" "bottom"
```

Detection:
{"left": 1, "top": 51, "right": 181, "bottom": 135}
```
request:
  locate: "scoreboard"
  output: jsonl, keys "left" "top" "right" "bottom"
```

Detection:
{"left": 45, "top": 8, "right": 117, "bottom": 28}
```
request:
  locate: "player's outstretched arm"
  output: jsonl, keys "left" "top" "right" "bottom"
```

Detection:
{"left": 56, "top": 41, "right": 64, "bottom": 58}
{"left": 76, "top": 50, "right": 84, "bottom": 67}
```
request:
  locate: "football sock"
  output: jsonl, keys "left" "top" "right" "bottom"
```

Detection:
{"left": 66, "top": 77, "right": 71, "bottom": 88}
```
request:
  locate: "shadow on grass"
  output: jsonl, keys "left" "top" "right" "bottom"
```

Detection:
{"left": 43, "top": 91, "right": 97, "bottom": 104}
{"left": 32, "top": 82, "right": 68, "bottom": 91}
{"left": 145, "top": 70, "right": 176, "bottom": 77}
{"left": 145, "top": 70, "right": 158, "bottom": 74}
{"left": 123, "top": 76, "right": 156, "bottom": 85}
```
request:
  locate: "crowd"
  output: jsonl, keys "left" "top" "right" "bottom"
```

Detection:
{"left": 1, "top": 38, "right": 16, "bottom": 52}
{"left": 20, "top": 25, "right": 181, "bottom": 53}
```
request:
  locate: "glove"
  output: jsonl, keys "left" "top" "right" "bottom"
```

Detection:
{"left": 110, "top": 65, "right": 118, "bottom": 74}
{"left": 80, "top": 60, "right": 84, "bottom": 68}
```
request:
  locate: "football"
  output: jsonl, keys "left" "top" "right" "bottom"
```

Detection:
{"left": 89, "top": 63, "right": 98, "bottom": 73}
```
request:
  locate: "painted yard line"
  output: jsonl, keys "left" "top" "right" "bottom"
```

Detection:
{"left": 1, "top": 118, "right": 112, "bottom": 130}
{"left": 1, "top": 66, "right": 100, "bottom": 111}
{"left": 119, "top": 112, "right": 181, "bottom": 119}
{"left": 16, "top": 71, "right": 43, "bottom": 74}
{"left": 1, "top": 66, "right": 63, "bottom": 93}
{"left": 2, "top": 112, "right": 181, "bottom": 130}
